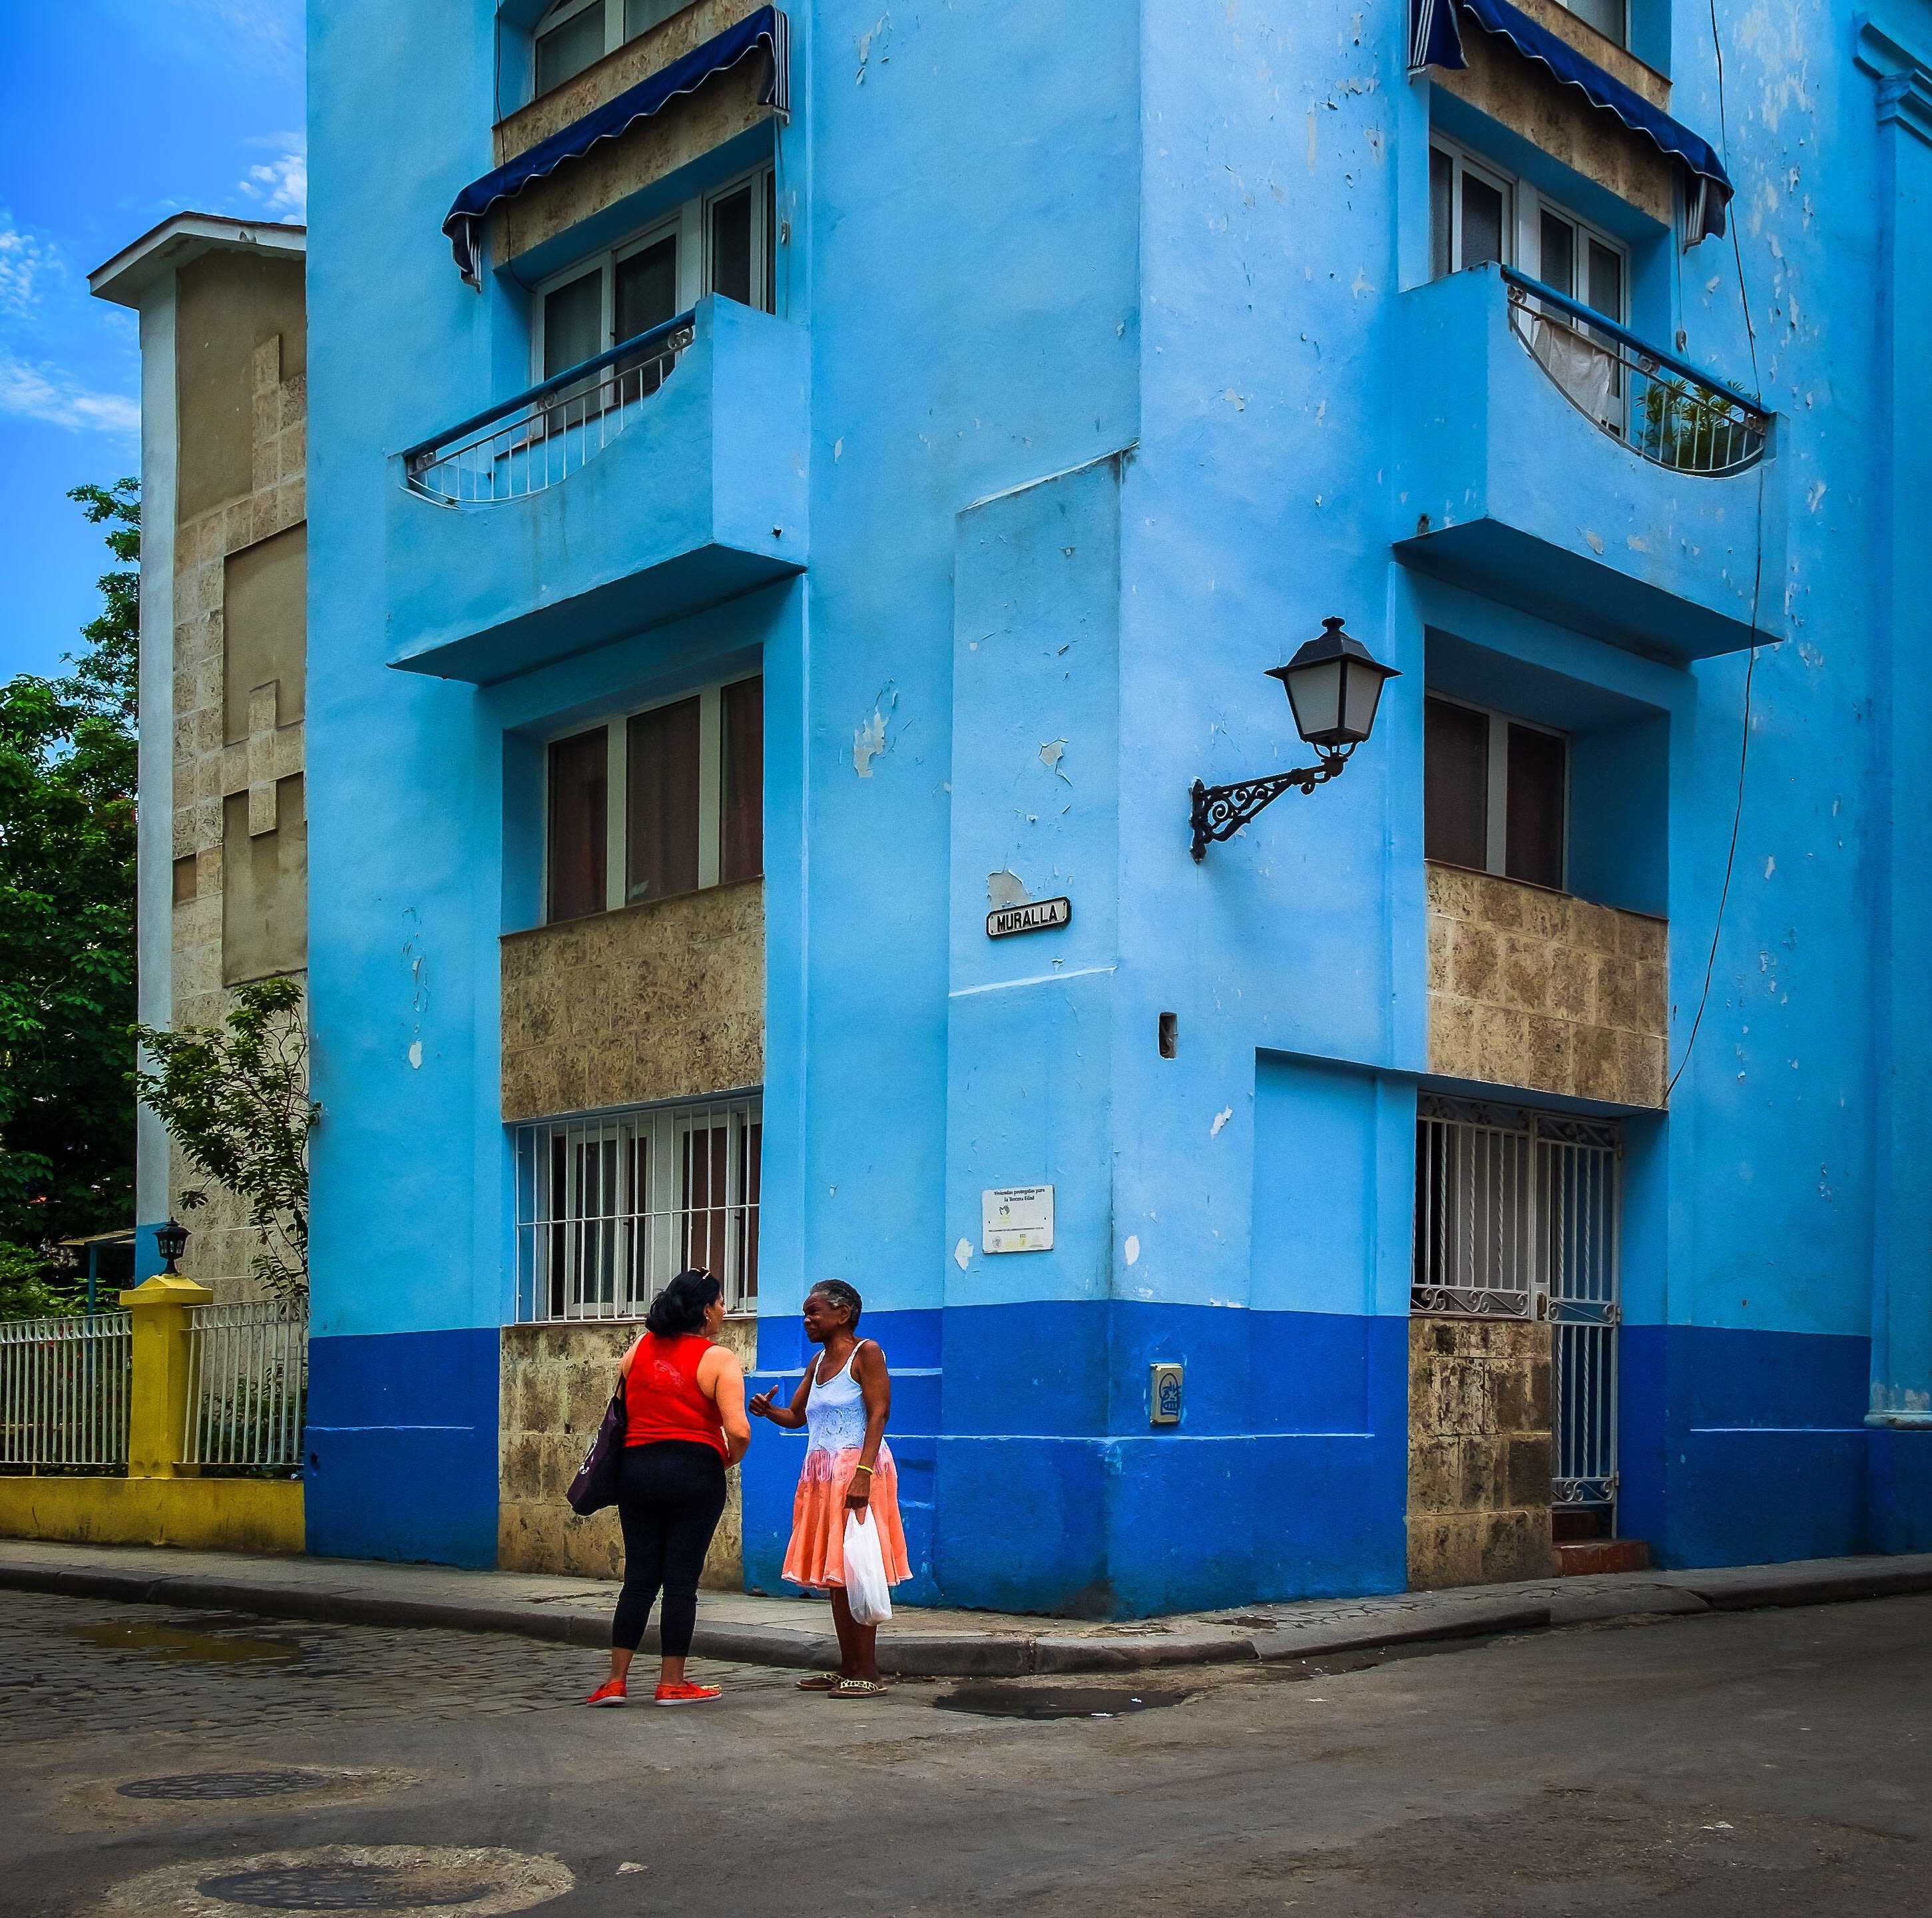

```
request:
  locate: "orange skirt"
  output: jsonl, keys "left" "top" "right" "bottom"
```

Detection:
{"left": 781, "top": 1444, "right": 912, "bottom": 1589}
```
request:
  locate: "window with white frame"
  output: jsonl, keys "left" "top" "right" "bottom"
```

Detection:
{"left": 534, "top": 166, "right": 777, "bottom": 383}
{"left": 514, "top": 1095, "right": 763, "bottom": 1319}
{"left": 1429, "top": 141, "right": 1513, "bottom": 279}
{"left": 1429, "top": 137, "right": 1627, "bottom": 321}
{"left": 545, "top": 673, "right": 763, "bottom": 924}
{"left": 1424, "top": 693, "right": 1568, "bottom": 891}
{"left": 532, "top": 0, "right": 696, "bottom": 98}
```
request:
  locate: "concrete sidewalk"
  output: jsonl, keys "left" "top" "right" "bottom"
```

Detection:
{"left": 4, "top": 1537, "right": 1930, "bottom": 1677}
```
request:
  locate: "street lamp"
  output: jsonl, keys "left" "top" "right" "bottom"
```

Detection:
{"left": 1189, "top": 616, "right": 1399, "bottom": 861}
{"left": 154, "top": 1218, "right": 190, "bottom": 1276}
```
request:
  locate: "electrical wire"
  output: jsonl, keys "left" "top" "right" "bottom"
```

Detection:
{"left": 1664, "top": 0, "right": 1767, "bottom": 1100}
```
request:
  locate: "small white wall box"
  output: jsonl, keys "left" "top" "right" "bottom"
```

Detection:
{"left": 1150, "top": 1362, "right": 1183, "bottom": 1425}
{"left": 982, "top": 1184, "right": 1054, "bottom": 1253}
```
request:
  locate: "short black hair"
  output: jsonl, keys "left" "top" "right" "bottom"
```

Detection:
{"left": 646, "top": 1268, "right": 723, "bottom": 1337}
{"left": 808, "top": 1278, "right": 863, "bottom": 1330}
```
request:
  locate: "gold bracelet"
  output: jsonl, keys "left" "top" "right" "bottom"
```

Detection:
{"left": 851, "top": 1464, "right": 873, "bottom": 1476}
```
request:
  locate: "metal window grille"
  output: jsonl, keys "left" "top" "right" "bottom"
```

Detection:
{"left": 1413, "top": 1098, "right": 1538, "bottom": 1318}
{"left": 183, "top": 1301, "right": 309, "bottom": 1475}
{"left": 513, "top": 1095, "right": 762, "bottom": 1321}
{"left": 0, "top": 1312, "right": 132, "bottom": 1474}
{"left": 1413, "top": 1095, "right": 1622, "bottom": 1510}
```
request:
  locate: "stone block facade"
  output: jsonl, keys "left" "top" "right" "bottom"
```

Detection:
{"left": 1407, "top": 1316, "right": 1555, "bottom": 1589}
{"left": 500, "top": 879, "right": 764, "bottom": 1122}
{"left": 1426, "top": 863, "right": 1666, "bottom": 1107}
{"left": 498, "top": 1317, "right": 758, "bottom": 1586}
{"left": 168, "top": 304, "right": 308, "bottom": 1304}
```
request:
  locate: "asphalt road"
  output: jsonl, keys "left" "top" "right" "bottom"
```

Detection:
{"left": 3, "top": 1585, "right": 1928, "bottom": 1916}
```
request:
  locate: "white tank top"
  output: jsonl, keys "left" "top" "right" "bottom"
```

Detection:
{"left": 804, "top": 1345, "right": 869, "bottom": 1457}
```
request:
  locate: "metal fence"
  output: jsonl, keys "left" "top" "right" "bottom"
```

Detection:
{"left": 514, "top": 1095, "right": 762, "bottom": 1323}
{"left": 1504, "top": 268, "right": 1769, "bottom": 478}
{"left": 403, "top": 314, "right": 695, "bottom": 506}
{"left": 0, "top": 1312, "right": 132, "bottom": 1473}
{"left": 182, "top": 1300, "right": 308, "bottom": 1475}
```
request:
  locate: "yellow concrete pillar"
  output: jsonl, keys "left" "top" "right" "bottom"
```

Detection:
{"left": 119, "top": 1275, "right": 214, "bottom": 1477}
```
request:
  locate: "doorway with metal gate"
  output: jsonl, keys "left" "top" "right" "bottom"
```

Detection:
{"left": 1413, "top": 1094, "right": 1623, "bottom": 1539}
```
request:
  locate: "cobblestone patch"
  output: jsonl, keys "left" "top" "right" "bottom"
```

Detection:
{"left": 0, "top": 1590, "right": 790, "bottom": 1748}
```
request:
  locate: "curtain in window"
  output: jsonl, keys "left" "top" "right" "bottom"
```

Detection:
{"left": 720, "top": 676, "right": 764, "bottom": 883}
{"left": 547, "top": 728, "right": 608, "bottom": 921}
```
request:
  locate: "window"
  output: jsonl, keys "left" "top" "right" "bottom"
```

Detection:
{"left": 531, "top": 166, "right": 777, "bottom": 381}
{"left": 514, "top": 1095, "right": 763, "bottom": 1318}
{"left": 1429, "top": 139, "right": 1627, "bottom": 324}
{"left": 1424, "top": 694, "right": 1567, "bottom": 891}
{"left": 1430, "top": 142, "right": 1512, "bottom": 280}
{"left": 543, "top": 674, "right": 762, "bottom": 921}
{"left": 1552, "top": 0, "right": 1626, "bottom": 46}
{"left": 532, "top": 0, "right": 694, "bottom": 99}
{"left": 546, "top": 727, "right": 608, "bottom": 921}
{"left": 1537, "top": 207, "right": 1624, "bottom": 323}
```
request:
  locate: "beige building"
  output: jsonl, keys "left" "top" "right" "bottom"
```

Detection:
{"left": 92, "top": 216, "right": 309, "bottom": 1302}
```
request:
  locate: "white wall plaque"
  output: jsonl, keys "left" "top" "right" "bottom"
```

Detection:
{"left": 982, "top": 1184, "right": 1055, "bottom": 1253}
{"left": 985, "top": 896, "right": 1072, "bottom": 939}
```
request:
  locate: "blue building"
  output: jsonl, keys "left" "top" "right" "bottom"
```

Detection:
{"left": 302, "top": 0, "right": 1932, "bottom": 1613}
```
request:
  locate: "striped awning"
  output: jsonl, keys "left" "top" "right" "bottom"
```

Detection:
{"left": 1410, "top": 0, "right": 1733, "bottom": 244}
{"left": 444, "top": 6, "right": 790, "bottom": 285}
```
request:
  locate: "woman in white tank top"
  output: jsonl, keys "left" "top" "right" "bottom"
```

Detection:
{"left": 750, "top": 1279, "right": 910, "bottom": 1696}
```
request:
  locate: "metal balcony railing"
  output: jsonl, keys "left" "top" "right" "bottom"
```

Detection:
{"left": 1503, "top": 268, "right": 1769, "bottom": 478}
{"left": 402, "top": 312, "right": 696, "bottom": 506}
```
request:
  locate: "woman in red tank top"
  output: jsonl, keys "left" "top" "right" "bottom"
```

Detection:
{"left": 587, "top": 1270, "right": 750, "bottom": 1708}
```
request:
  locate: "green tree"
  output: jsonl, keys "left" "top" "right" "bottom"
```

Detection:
{"left": 0, "top": 479, "right": 140, "bottom": 1317}
{"left": 134, "top": 977, "right": 318, "bottom": 1302}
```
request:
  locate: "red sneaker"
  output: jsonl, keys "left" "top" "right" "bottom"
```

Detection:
{"left": 654, "top": 1682, "right": 722, "bottom": 1706}
{"left": 585, "top": 1678, "right": 628, "bottom": 1707}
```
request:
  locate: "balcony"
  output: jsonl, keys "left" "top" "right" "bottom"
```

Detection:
{"left": 1393, "top": 265, "right": 1783, "bottom": 664}
{"left": 387, "top": 296, "right": 807, "bottom": 684}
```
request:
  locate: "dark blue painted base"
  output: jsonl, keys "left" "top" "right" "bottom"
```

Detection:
{"left": 740, "top": 1302, "right": 1409, "bottom": 1618}
{"left": 1619, "top": 1323, "right": 1897, "bottom": 1568}
{"left": 1868, "top": 1427, "right": 1932, "bottom": 1554}
{"left": 306, "top": 1327, "right": 501, "bottom": 1568}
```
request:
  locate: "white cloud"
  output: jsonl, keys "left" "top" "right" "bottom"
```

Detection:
{"left": 169, "top": 0, "right": 302, "bottom": 71}
{"left": 0, "top": 216, "right": 61, "bottom": 321}
{"left": 238, "top": 135, "right": 307, "bottom": 220}
{"left": 0, "top": 350, "right": 139, "bottom": 438}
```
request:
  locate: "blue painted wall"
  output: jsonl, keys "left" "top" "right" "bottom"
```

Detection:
{"left": 306, "top": 0, "right": 1932, "bottom": 1600}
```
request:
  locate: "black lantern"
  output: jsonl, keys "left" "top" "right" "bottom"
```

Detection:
{"left": 1266, "top": 616, "right": 1400, "bottom": 750}
{"left": 1189, "top": 615, "right": 1399, "bottom": 861}
{"left": 155, "top": 1218, "right": 189, "bottom": 1276}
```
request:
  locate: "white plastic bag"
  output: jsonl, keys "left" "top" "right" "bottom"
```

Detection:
{"left": 843, "top": 1508, "right": 893, "bottom": 1625}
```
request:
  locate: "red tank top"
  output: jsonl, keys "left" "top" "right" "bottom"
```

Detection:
{"left": 624, "top": 1333, "right": 727, "bottom": 1458}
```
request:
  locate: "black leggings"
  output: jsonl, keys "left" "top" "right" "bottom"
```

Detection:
{"left": 612, "top": 1441, "right": 728, "bottom": 1657}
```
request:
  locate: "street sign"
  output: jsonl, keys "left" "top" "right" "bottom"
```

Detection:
{"left": 982, "top": 1185, "right": 1054, "bottom": 1253}
{"left": 985, "top": 896, "right": 1071, "bottom": 939}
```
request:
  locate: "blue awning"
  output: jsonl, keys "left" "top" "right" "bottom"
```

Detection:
{"left": 444, "top": 6, "right": 790, "bottom": 284}
{"left": 1409, "top": 0, "right": 1732, "bottom": 244}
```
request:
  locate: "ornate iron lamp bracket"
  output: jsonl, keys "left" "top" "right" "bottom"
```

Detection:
{"left": 1188, "top": 746, "right": 1354, "bottom": 861}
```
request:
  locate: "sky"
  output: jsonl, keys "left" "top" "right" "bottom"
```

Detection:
{"left": 0, "top": 0, "right": 304, "bottom": 682}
